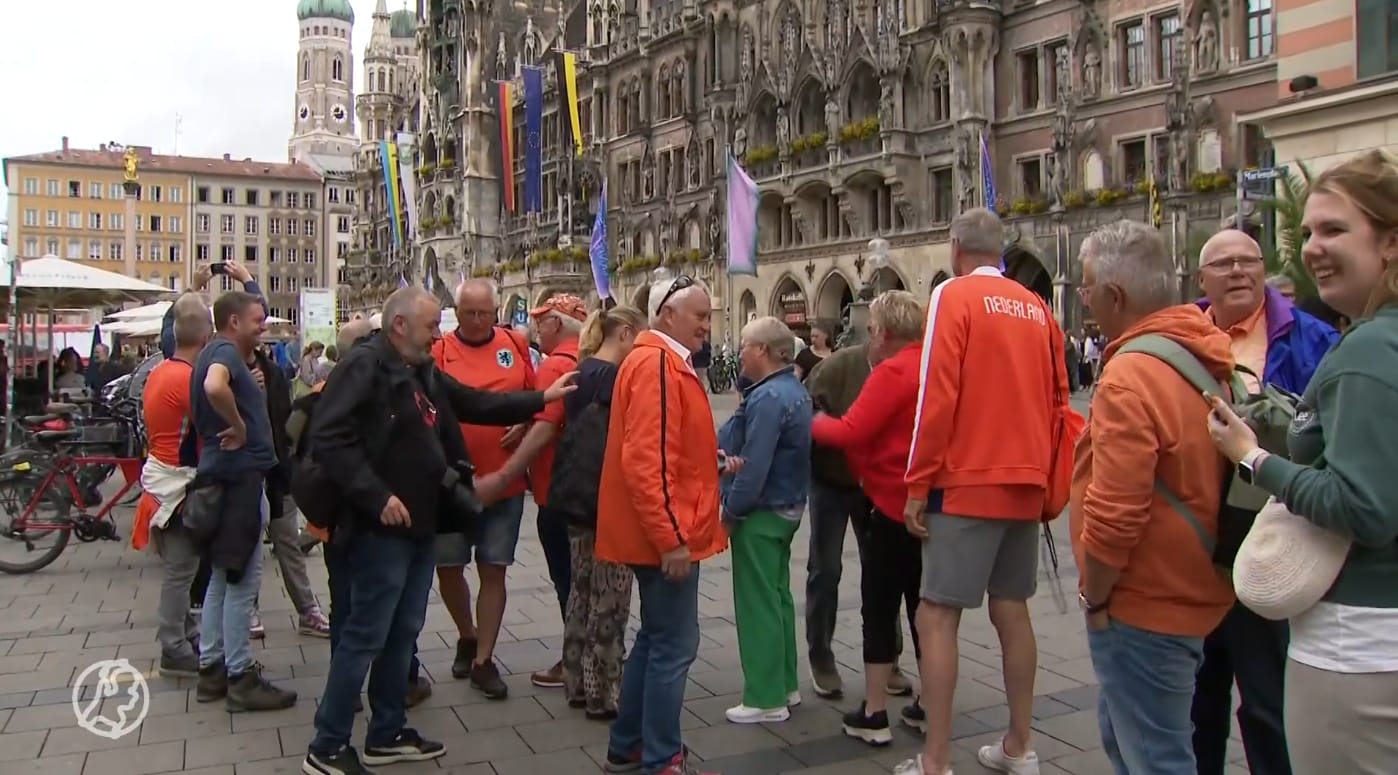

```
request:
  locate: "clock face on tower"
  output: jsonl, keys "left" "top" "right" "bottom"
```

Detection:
{"left": 332, "top": 104, "right": 347, "bottom": 122}
{"left": 298, "top": 104, "right": 310, "bottom": 123}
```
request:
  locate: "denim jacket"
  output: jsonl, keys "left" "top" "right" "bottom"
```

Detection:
{"left": 718, "top": 365, "right": 813, "bottom": 522}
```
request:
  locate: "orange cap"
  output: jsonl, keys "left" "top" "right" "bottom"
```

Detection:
{"left": 529, "top": 293, "right": 587, "bottom": 321}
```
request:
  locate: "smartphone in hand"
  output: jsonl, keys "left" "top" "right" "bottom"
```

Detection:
{"left": 209, "top": 262, "right": 229, "bottom": 276}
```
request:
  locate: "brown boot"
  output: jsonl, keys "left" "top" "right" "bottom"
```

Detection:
{"left": 196, "top": 662, "right": 228, "bottom": 703}
{"left": 406, "top": 675, "right": 433, "bottom": 708}
{"left": 225, "top": 665, "right": 298, "bottom": 712}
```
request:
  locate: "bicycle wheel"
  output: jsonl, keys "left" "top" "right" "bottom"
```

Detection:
{"left": 0, "top": 475, "right": 74, "bottom": 575}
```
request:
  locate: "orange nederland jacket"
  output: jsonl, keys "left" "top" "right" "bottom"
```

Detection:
{"left": 1069, "top": 306, "right": 1236, "bottom": 637}
{"left": 906, "top": 266, "right": 1069, "bottom": 520}
{"left": 595, "top": 331, "right": 727, "bottom": 566}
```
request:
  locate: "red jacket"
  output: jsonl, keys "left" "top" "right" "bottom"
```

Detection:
{"left": 812, "top": 343, "right": 921, "bottom": 521}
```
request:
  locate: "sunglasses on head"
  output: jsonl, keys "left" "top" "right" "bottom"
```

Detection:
{"left": 657, "top": 275, "right": 695, "bottom": 312}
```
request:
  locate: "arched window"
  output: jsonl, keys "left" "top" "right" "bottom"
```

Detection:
{"left": 333, "top": 56, "right": 344, "bottom": 82}
{"left": 302, "top": 54, "right": 311, "bottom": 81}
{"left": 376, "top": 70, "right": 386, "bottom": 92}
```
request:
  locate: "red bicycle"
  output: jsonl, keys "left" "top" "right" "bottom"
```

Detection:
{"left": 0, "top": 414, "right": 145, "bottom": 574}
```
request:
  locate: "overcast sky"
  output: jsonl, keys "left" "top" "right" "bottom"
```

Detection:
{"left": 1, "top": 0, "right": 382, "bottom": 258}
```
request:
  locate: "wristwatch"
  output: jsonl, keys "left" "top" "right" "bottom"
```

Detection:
{"left": 1237, "top": 448, "right": 1268, "bottom": 486}
{"left": 1078, "top": 592, "right": 1110, "bottom": 614}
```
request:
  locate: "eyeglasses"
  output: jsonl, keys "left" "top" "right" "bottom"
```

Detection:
{"left": 657, "top": 275, "right": 695, "bottom": 312}
{"left": 1201, "top": 256, "right": 1264, "bottom": 272}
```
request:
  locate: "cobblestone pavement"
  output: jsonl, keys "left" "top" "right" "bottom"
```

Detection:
{"left": 0, "top": 392, "right": 1252, "bottom": 775}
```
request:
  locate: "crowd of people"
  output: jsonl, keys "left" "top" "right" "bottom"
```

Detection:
{"left": 125, "top": 148, "right": 1398, "bottom": 775}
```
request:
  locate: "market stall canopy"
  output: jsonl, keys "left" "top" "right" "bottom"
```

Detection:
{"left": 104, "top": 312, "right": 290, "bottom": 338}
{"left": 4, "top": 256, "right": 173, "bottom": 307}
{"left": 105, "top": 301, "right": 173, "bottom": 321}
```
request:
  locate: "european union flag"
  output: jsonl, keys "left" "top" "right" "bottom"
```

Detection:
{"left": 523, "top": 67, "right": 544, "bottom": 213}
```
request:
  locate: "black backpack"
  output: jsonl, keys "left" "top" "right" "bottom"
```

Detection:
{"left": 545, "top": 399, "right": 611, "bottom": 528}
{"left": 287, "top": 361, "right": 392, "bottom": 531}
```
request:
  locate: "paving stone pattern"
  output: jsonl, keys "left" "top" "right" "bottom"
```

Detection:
{"left": 0, "top": 393, "right": 1253, "bottom": 774}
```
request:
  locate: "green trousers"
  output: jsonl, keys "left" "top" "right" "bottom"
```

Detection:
{"left": 731, "top": 510, "right": 800, "bottom": 709}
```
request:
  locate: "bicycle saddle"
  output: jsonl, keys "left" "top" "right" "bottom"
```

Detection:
{"left": 34, "top": 429, "right": 81, "bottom": 443}
{"left": 44, "top": 402, "right": 81, "bottom": 415}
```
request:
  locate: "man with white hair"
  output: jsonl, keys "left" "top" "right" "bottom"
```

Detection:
{"left": 595, "top": 275, "right": 732, "bottom": 775}
{"left": 901, "top": 208, "right": 1070, "bottom": 775}
{"left": 493, "top": 293, "right": 589, "bottom": 689}
{"left": 430, "top": 278, "right": 539, "bottom": 699}
{"left": 1070, "top": 220, "right": 1236, "bottom": 775}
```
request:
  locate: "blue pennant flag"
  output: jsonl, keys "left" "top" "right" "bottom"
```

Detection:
{"left": 590, "top": 181, "right": 611, "bottom": 300}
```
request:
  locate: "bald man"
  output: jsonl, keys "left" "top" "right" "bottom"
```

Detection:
{"left": 1189, "top": 227, "right": 1339, "bottom": 775}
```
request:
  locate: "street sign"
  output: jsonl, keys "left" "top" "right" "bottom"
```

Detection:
{"left": 1239, "top": 166, "right": 1290, "bottom": 202}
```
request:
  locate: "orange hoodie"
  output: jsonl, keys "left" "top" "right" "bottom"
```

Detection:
{"left": 1069, "top": 305, "right": 1236, "bottom": 638}
{"left": 595, "top": 331, "right": 727, "bottom": 566}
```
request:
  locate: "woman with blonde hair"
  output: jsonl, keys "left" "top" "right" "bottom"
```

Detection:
{"left": 548, "top": 303, "right": 648, "bottom": 719}
{"left": 1208, "top": 149, "right": 1398, "bottom": 772}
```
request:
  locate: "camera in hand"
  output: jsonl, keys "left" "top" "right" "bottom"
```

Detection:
{"left": 441, "top": 459, "right": 484, "bottom": 518}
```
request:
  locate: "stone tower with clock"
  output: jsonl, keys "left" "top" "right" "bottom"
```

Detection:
{"left": 289, "top": 0, "right": 358, "bottom": 162}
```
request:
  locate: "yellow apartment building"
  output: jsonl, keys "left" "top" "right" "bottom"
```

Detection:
{"left": 1237, "top": 0, "right": 1398, "bottom": 173}
{"left": 3, "top": 138, "right": 196, "bottom": 289}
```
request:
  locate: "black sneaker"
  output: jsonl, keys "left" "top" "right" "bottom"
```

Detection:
{"left": 900, "top": 698, "right": 927, "bottom": 734}
{"left": 362, "top": 728, "right": 446, "bottom": 765}
{"left": 469, "top": 659, "right": 508, "bottom": 699}
{"left": 841, "top": 702, "right": 893, "bottom": 746}
{"left": 303, "top": 746, "right": 375, "bottom": 775}
{"left": 450, "top": 637, "right": 478, "bottom": 679}
{"left": 603, "top": 747, "right": 642, "bottom": 773}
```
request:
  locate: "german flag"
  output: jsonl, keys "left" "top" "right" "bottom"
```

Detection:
{"left": 497, "top": 80, "right": 517, "bottom": 213}
{"left": 553, "top": 51, "right": 584, "bottom": 156}
{"left": 1148, "top": 176, "right": 1162, "bottom": 229}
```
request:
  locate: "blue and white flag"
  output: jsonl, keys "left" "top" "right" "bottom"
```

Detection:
{"left": 590, "top": 181, "right": 611, "bottom": 300}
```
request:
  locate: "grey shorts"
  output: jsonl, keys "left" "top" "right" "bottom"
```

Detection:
{"left": 435, "top": 494, "right": 526, "bottom": 567}
{"left": 920, "top": 513, "right": 1039, "bottom": 609}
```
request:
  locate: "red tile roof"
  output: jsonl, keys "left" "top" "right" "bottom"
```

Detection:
{"left": 3, "top": 145, "right": 323, "bottom": 184}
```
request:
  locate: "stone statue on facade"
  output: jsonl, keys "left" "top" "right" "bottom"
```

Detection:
{"left": 1195, "top": 13, "right": 1219, "bottom": 73}
{"left": 708, "top": 208, "right": 722, "bottom": 255}
{"left": 1082, "top": 47, "right": 1101, "bottom": 98}
{"left": 496, "top": 32, "right": 508, "bottom": 75}
{"left": 687, "top": 138, "right": 701, "bottom": 187}
{"left": 956, "top": 126, "right": 978, "bottom": 210}
{"left": 824, "top": 95, "right": 841, "bottom": 136}
{"left": 641, "top": 145, "right": 655, "bottom": 199}
{"left": 1170, "top": 130, "right": 1190, "bottom": 192}
{"left": 524, "top": 19, "right": 538, "bottom": 64}
{"left": 733, "top": 125, "right": 748, "bottom": 158}
{"left": 1055, "top": 46, "right": 1072, "bottom": 103}
{"left": 777, "top": 110, "right": 791, "bottom": 150}
{"left": 1047, "top": 156, "right": 1067, "bottom": 208}
{"left": 740, "top": 28, "right": 754, "bottom": 81}
{"left": 878, "top": 79, "right": 895, "bottom": 128}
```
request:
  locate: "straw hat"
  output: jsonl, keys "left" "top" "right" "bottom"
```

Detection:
{"left": 1233, "top": 497, "right": 1352, "bottom": 620}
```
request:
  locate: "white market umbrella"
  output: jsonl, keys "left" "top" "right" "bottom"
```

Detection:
{"left": 104, "top": 312, "right": 289, "bottom": 338}
{"left": 5, "top": 256, "right": 172, "bottom": 306}
{"left": 106, "top": 301, "right": 173, "bottom": 321}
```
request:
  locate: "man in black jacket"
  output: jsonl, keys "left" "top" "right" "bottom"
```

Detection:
{"left": 303, "top": 288, "right": 576, "bottom": 775}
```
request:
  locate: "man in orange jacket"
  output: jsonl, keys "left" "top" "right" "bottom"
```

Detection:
{"left": 595, "top": 274, "right": 733, "bottom": 775}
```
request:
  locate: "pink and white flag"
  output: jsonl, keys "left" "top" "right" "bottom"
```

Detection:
{"left": 726, "top": 154, "right": 759, "bottom": 277}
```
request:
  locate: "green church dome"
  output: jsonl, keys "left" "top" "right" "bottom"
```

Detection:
{"left": 390, "top": 9, "right": 417, "bottom": 37}
{"left": 297, "top": 0, "right": 355, "bottom": 23}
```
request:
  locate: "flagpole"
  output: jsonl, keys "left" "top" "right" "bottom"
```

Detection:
{"left": 724, "top": 142, "right": 736, "bottom": 348}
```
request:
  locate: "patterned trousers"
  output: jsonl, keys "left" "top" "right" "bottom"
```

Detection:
{"left": 562, "top": 525, "right": 634, "bottom": 714}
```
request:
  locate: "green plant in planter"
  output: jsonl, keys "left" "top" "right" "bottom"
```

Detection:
{"left": 836, "top": 117, "right": 881, "bottom": 145}
{"left": 471, "top": 266, "right": 493, "bottom": 278}
{"left": 439, "top": 158, "right": 456, "bottom": 170}
{"left": 745, "top": 146, "right": 778, "bottom": 166}
{"left": 419, "top": 163, "right": 435, "bottom": 176}
{"left": 1064, "top": 190, "right": 1088, "bottom": 209}
{"left": 1010, "top": 198, "right": 1034, "bottom": 216}
{"left": 1134, "top": 180, "right": 1153, "bottom": 196}
{"left": 567, "top": 245, "right": 588, "bottom": 261}
{"left": 1093, "top": 188, "right": 1125, "bottom": 206}
{"left": 1029, "top": 198, "right": 1050, "bottom": 214}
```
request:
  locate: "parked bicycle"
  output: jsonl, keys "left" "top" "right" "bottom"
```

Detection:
{"left": 707, "top": 346, "right": 739, "bottom": 393}
{"left": 0, "top": 398, "right": 145, "bottom": 574}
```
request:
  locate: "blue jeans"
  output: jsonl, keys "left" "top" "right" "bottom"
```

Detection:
{"left": 609, "top": 564, "right": 701, "bottom": 774}
{"left": 199, "top": 489, "right": 269, "bottom": 675}
{"left": 323, "top": 537, "right": 420, "bottom": 682}
{"left": 1089, "top": 619, "right": 1205, "bottom": 775}
{"left": 310, "top": 530, "right": 435, "bottom": 754}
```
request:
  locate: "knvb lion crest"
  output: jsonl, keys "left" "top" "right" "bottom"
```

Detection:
{"left": 496, "top": 348, "right": 515, "bottom": 368}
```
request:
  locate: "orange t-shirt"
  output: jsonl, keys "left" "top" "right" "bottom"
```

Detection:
{"left": 530, "top": 339, "right": 580, "bottom": 508}
{"left": 132, "top": 358, "right": 196, "bottom": 550}
{"left": 432, "top": 327, "right": 535, "bottom": 497}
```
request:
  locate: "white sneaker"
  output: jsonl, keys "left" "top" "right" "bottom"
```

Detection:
{"left": 787, "top": 690, "right": 801, "bottom": 706}
{"left": 976, "top": 740, "right": 1040, "bottom": 775}
{"left": 892, "top": 754, "right": 953, "bottom": 775}
{"left": 724, "top": 704, "right": 790, "bottom": 724}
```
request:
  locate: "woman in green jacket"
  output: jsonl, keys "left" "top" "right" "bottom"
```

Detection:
{"left": 1208, "top": 149, "right": 1398, "bottom": 773}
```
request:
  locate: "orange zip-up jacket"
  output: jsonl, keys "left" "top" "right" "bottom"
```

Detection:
{"left": 595, "top": 331, "right": 727, "bottom": 566}
{"left": 906, "top": 266, "right": 1069, "bottom": 520}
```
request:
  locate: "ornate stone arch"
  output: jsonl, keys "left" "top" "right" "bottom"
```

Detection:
{"left": 840, "top": 59, "right": 880, "bottom": 122}
{"left": 814, "top": 268, "right": 856, "bottom": 321}
{"left": 767, "top": 271, "right": 810, "bottom": 318}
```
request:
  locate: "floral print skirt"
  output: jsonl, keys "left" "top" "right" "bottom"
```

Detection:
{"left": 562, "top": 525, "right": 634, "bottom": 715}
